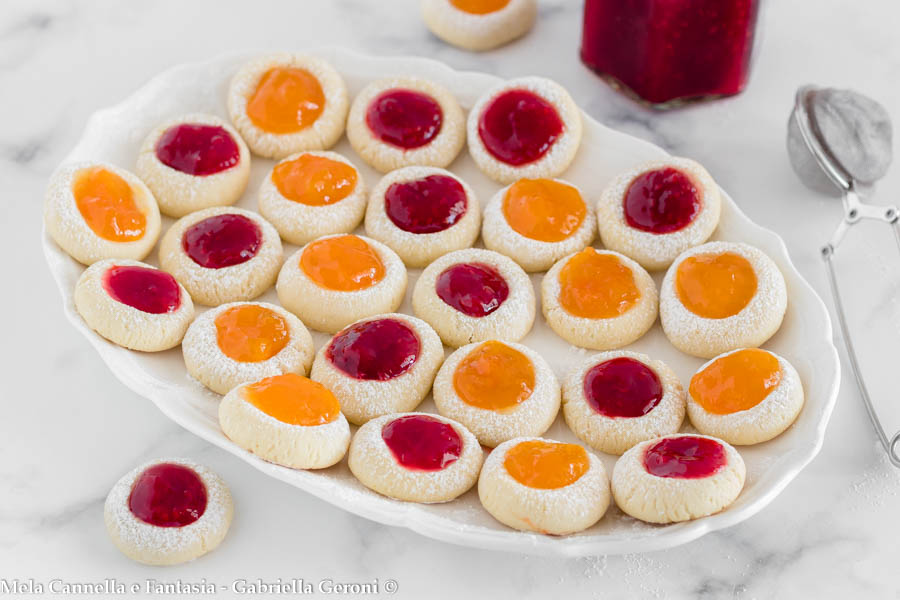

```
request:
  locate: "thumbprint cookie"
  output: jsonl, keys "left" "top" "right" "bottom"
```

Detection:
{"left": 159, "top": 207, "right": 282, "bottom": 306}
{"left": 542, "top": 248, "right": 658, "bottom": 350}
{"left": 421, "top": 0, "right": 537, "bottom": 51}
{"left": 612, "top": 434, "right": 745, "bottom": 524}
{"left": 660, "top": 241, "right": 788, "bottom": 358}
{"left": 44, "top": 162, "right": 161, "bottom": 265}
{"left": 364, "top": 166, "right": 480, "bottom": 267}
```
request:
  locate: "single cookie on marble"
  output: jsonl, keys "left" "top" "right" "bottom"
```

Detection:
{"left": 542, "top": 248, "right": 658, "bottom": 350}
{"left": 596, "top": 157, "right": 721, "bottom": 271}
{"left": 74, "top": 259, "right": 194, "bottom": 352}
{"left": 478, "top": 437, "right": 610, "bottom": 534}
{"left": 412, "top": 248, "right": 536, "bottom": 347}
{"left": 257, "top": 150, "right": 366, "bottom": 246}
{"left": 227, "top": 53, "right": 348, "bottom": 159}
{"left": 347, "top": 77, "right": 465, "bottom": 173}
{"left": 182, "top": 301, "right": 315, "bottom": 395}
{"left": 220, "top": 373, "right": 351, "bottom": 469}
{"left": 104, "top": 458, "right": 233, "bottom": 565}
{"left": 687, "top": 348, "right": 804, "bottom": 445}
{"left": 562, "top": 351, "right": 685, "bottom": 455}
{"left": 364, "top": 166, "right": 480, "bottom": 267}
{"left": 44, "top": 162, "right": 161, "bottom": 266}
{"left": 135, "top": 113, "right": 251, "bottom": 218}
{"left": 482, "top": 177, "right": 595, "bottom": 272}
{"left": 310, "top": 314, "right": 444, "bottom": 425}
{"left": 660, "top": 241, "right": 788, "bottom": 359}
{"left": 349, "top": 412, "right": 483, "bottom": 503}
{"left": 433, "top": 340, "right": 560, "bottom": 447}
{"left": 467, "top": 77, "right": 582, "bottom": 184}
{"left": 158, "top": 207, "right": 282, "bottom": 307}
{"left": 276, "top": 234, "right": 406, "bottom": 334}
{"left": 612, "top": 434, "right": 746, "bottom": 524}
{"left": 421, "top": 0, "right": 537, "bottom": 51}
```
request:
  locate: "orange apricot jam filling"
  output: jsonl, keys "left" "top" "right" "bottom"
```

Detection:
{"left": 272, "top": 154, "right": 358, "bottom": 206}
{"left": 300, "top": 234, "right": 385, "bottom": 292}
{"left": 452, "top": 341, "right": 535, "bottom": 411}
{"left": 73, "top": 167, "right": 146, "bottom": 242}
{"left": 690, "top": 348, "right": 782, "bottom": 415}
{"left": 502, "top": 178, "right": 587, "bottom": 243}
{"left": 450, "top": 0, "right": 511, "bottom": 14}
{"left": 242, "top": 373, "right": 340, "bottom": 426}
{"left": 215, "top": 304, "right": 290, "bottom": 363}
{"left": 558, "top": 248, "right": 640, "bottom": 319}
{"left": 504, "top": 440, "right": 590, "bottom": 489}
{"left": 676, "top": 252, "right": 757, "bottom": 319}
{"left": 246, "top": 67, "right": 325, "bottom": 134}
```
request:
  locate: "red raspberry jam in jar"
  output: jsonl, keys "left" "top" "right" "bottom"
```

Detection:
{"left": 381, "top": 415, "right": 462, "bottom": 471}
{"left": 326, "top": 318, "right": 420, "bottom": 381}
{"left": 384, "top": 174, "right": 468, "bottom": 234}
{"left": 643, "top": 436, "right": 726, "bottom": 479}
{"left": 128, "top": 463, "right": 207, "bottom": 527}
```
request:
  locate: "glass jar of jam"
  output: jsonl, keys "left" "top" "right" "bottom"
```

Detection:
{"left": 580, "top": 0, "right": 761, "bottom": 108}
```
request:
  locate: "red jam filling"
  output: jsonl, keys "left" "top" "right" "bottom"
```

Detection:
{"left": 643, "top": 436, "right": 726, "bottom": 479}
{"left": 384, "top": 174, "right": 467, "bottom": 234}
{"left": 623, "top": 168, "right": 700, "bottom": 234}
{"left": 154, "top": 123, "right": 240, "bottom": 176}
{"left": 326, "top": 318, "right": 420, "bottom": 381}
{"left": 182, "top": 214, "right": 262, "bottom": 269}
{"left": 478, "top": 89, "right": 564, "bottom": 166}
{"left": 381, "top": 415, "right": 462, "bottom": 471}
{"left": 102, "top": 265, "right": 181, "bottom": 314}
{"left": 583, "top": 357, "right": 663, "bottom": 418}
{"left": 128, "top": 463, "right": 207, "bottom": 527}
{"left": 436, "top": 262, "right": 509, "bottom": 317}
{"left": 365, "top": 89, "right": 443, "bottom": 149}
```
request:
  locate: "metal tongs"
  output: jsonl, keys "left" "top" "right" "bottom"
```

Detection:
{"left": 789, "top": 85, "right": 900, "bottom": 467}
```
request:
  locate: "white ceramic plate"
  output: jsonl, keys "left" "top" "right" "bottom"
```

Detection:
{"left": 42, "top": 48, "right": 840, "bottom": 556}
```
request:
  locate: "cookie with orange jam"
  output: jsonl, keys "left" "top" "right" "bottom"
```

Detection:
{"left": 433, "top": 340, "right": 560, "bottom": 447}
{"left": 482, "top": 177, "right": 595, "bottom": 272}
{"left": 687, "top": 348, "right": 804, "bottom": 445}
{"left": 219, "top": 373, "right": 351, "bottom": 469}
{"left": 542, "top": 247, "right": 658, "bottom": 350}
{"left": 44, "top": 162, "right": 161, "bottom": 265}
{"left": 422, "top": 0, "right": 537, "bottom": 52}
{"left": 660, "top": 241, "right": 787, "bottom": 358}
{"left": 182, "top": 302, "right": 315, "bottom": 395}
{"left": 257, "top": 151, "right": 366, "bottom": 245}
{"left": 227, "top": 54, "right": 348, "bottom": 159}
{"left": 478, "top": 437, "right": 609, "bottom": 534}
{"left": 276, "top": 234, "right": 406, "bottom": 334}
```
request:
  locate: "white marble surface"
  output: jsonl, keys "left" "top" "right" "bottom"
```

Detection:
{"left": 3, "top": 0, "right": 900, "bottom": 597}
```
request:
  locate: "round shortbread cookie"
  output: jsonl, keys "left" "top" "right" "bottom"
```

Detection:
{"left": 74, "top": 259, "right": 194, "bottom": 352}
{"left": 542, "top": 248, "right": 658, "bottom": 350}
{"left": 44, "top": 161, "right": 161, "bottom": 266}
{"left": 467, "top": 77, "right": 582, "bottom": 184}
{"left": 612, "top": 434, "right": 746, "bottom": 524}
{"left": 412, "top": 248, "right": 536, "bottom": 347}
{"left": 660, "top": 241, "right": 788, "bottom": 359}
{"left": 310, "top": 314, "right": 444, "bottom": 425}
{"left": 104, "top": 458, "right": 233, "bottom": 566}
{"left": 421, "top": 0, "right": 537, "bottom": 52}
{"left": 347, "top": 77, "right": 465, "bottom": 173}
{"left": 433, "top": 340, "right": 560, "bottom": 447}
{"left": 482, "top": 178, "right": 596, "bottom": 272}
{"left": 348, "top": 412, "right": 483, "bottom": 503}
{"left": 364, "top": 166, "right": 480, "bottom": 267}
{"left": 219, "top": 373, "right": 351, "bottom": 469}
{"left": 478, "top": 437, "right": 610, "bottom": 535}
{"left": 276, "top": 234, "right": 407, "bottom": 334}
{"left": 596, "top": 157, "right": 721, "bottom": 271}
{"left": 159, "top": 206, "right": 282, "bottom": 307}
{"left": 562, "top": 351, "right": 685, "bottom": 455}
{"left": 227, "top": 53, "right": 348, "bottom": 159}
{"left": 257, "top": 150, "right": 367, "bottom": 246}
{"left": 135, "top": 113, "right": 251, "bottom": 218}
{"left": 687, "top": 348, "right": 804, "bottom": 445}
{"left": 182, "top": 301, "right": 315, "bottom": 395}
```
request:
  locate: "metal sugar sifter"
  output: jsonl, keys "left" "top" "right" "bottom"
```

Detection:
{"left": 788, "top": 85, "right": 900, "bottom": 467}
